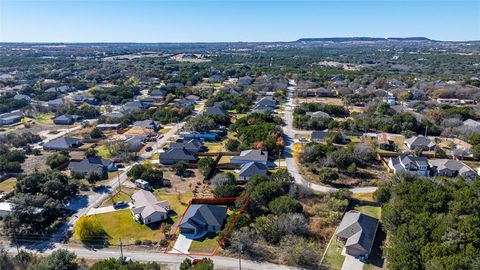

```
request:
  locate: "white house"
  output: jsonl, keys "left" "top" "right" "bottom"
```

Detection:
{"left": 131, "top": 190, "right": 169, "bottom": 224}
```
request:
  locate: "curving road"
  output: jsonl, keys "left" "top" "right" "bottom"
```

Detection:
{"left": 282, "top": 80, "right": 378, "bottom": 194}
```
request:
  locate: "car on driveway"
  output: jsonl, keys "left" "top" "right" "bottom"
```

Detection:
{"left": 113, "top": 201, "right": 129, "bottom": 209}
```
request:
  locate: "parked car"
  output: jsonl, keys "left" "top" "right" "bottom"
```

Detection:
{"left": 113, "top": 201, "right": 129, "bottom": 209}
{"left": 192, "top": 258, "right": 202, "bottom": 264}
{"left": 145, "top": 146, "right": 153, "bottom": 152}
{"left": 117, "top": 256, "right": 132, "bottom": 264}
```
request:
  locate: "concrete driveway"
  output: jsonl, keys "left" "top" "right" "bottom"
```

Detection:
{"left": 170, "top": 234, "right": 192, "bottom": 254}
{"left": 341, "top": 249, "right": 364, "bottom": 270}
{"left": 86, "top": 204, "right": 131, "bottom": 216}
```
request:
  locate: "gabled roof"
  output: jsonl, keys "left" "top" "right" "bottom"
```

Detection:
{"left": 131, "top": 190, "right": 169, "bottom": 218}
{"left": 160, "top": 147, "right": 197, "bottom": 161}
{"left": 231, "top": 149, "right": 268, "bottom": 162}
{"left": 43, "top": 136, "right": 81, "bottom": 149}
{"left": 150, "top": 89, "right": 167, "bottom": 97}
{"left": 405, "top": 135, "right": 435, "bottom": 148}
{"left": 311, "top": 131, "right": 327, "bottom": 140}
{"left": 180, "top": 204, "right": 227, "bottom": 229}
{"left": 463, "top": 119, "right": 480, "bottom": 128}
{"left": 48, "top": 98, "right": 67, "bottom": 106}
{"left": 133, "top": 120, "right": 160, "bottom": 130}
{"left": 429, "top": 159, "right": 477, "bottom": 176}
{"left": 68, "top": 158, "right": 112, "bottom": 175}
{"left": 204, "top": 106, "right": 228, "bottom": 116}
{"left": 255, "top": 96, "right": 276, "bottom": 108}
{"left": 336, "top": 211, "right": 378, "bottom": 254}
{"left": 54, "top": 114, "right": 79, "bottom": 122}
{"left": 170, "top": 139, "right": 204, "bottom": 153}
{"left": 103, "top": 111, "right": 124, "bottom": 119}
{"left": 239, "top": 161, "right": 267, "bottom": 177}
{"left": 0, "top": 110, "right": 24, "bottom": 120}
{"left": 306, "top": 111, "right": 330, "bottom": 118}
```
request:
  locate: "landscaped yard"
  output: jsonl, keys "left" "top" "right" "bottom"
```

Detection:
{"left": 92, "top": 209, "right": 166, "bottom": 245}
{"left": 189, "top": 233, "right": 221, "bottom": 254}
{"left": 35, "top": 113, "right": 54, "bottom": 124}
{"left": 354, "top": 205, "right": 381, "bottom": 219}
{"left": 0, "top": 178, "right": 16, "bottom": 193}
{"left": 153, "top": 191, "right": 193, "bottom": 224}
{"left": 322, "top": 239, "right": 346, "bottom": 270}
{"left": 204, "top": 142, "right": 223, "bottom": 153}
{"left": 96, "top": 144, "right": 112, "bottom": 159}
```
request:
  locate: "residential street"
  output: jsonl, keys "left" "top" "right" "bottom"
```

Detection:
{"left": 3, "top": 245, "right": 295, "bottom": 270}
{"left": 282, "top": 79, "right": 378, "bottom": 194}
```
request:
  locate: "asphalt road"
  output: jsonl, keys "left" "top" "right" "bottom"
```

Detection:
{"left": 282, "top": 79, "right": 378, "bottom": 194}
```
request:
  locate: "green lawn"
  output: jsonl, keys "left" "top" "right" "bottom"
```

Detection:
{"left": 96, "top": 145, "right": 112, "bottom": 159}
{"left": 101, "top": 187, "right": 137, "bottom": 207}
{"left": 35, "top": 113, "right": 54, "bottom": 124}
{"left": 160, "top": 127, "right": 171, "bottom": 134}
{"left": 204, "top": 142, "right": 223, "bottom": 153}
{"left": 0, "top": 178, "right": 16, "bottom": 193}
{"left": 323, "top": 239, "right": 346, "bottom": 270}
{"left": 354, "top": 205, "right": 381, "bottom": 220}
{"left": 153, "top": 191, "right": 193, "bottom": 224}
{"left": 352, "top": 192, "right": 375, "bottom": 202}
{"left": 347, "top": 136, "right": 361, "bottom": 143}
{"left": 189, "top": 233, "right": 221, "bottom": 254}
{"left": 92, "top": 209, "right": 165, "bottom": 245}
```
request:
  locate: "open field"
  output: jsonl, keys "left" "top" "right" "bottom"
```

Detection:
{"left": 0, "top": 178, "right": 16, "bottom": 193}
{"left": 294, "top": 97, "right": 344, "bottom": 106}
{"left": 92, "top": 209, "right": 167, "bottom": 245}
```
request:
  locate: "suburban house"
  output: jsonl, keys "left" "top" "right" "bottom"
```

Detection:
{"left": 204, "top": 106, "right": 228, "bottom": 116}
{"left": 43, "top": 136, "right": 82, "bottom": 151}
{"left": 170, "top": 139, "right": 206, "bottom": 154}
{"left": 68, "top": 157, "right": 116, "bottom": 179}
{"left": 388, "top": 155, "right": 430, "bottom": 177}
{"left": 179, "top": 204, "right": 228, "bottom": 239}
{"left": 429, "top": 159, "right": 478, "bottom": 179}
{"left": 185, "top": 95, "right": 200, "bottom": 103}
{"left": 131, "top": 190, "right": 170, "bottom": 225}
{"left": 47, "top": 98, "right": 68, "bottom": 108}
{"left": 160, "top": 147, "right": 197, "bottom": 165}
{"left": 53, "top": 114, "right": 81, "bottom": 125}
{"left": 125, "top": 136, "right": 146, "bottom": 152}
{"left": 462, "top": 119, "right": 480, "bottom": 131}
{"left": 13, "top": 94, "right": 31, "bottom": 102}
{"left": 149, "top": 89, "right": 167, "bottom": 98}
{"left": 231, "top": 149, "right": 268, "bottom": 165}
{"left": 311, "top": 131, "right": 327, "bottom": 143}
{"left": 178, "top": 98, "right": 196, "bottom": 107}
{"left": 214, "top": 101, "right": 233, "bottom": 110}
{"left": 405, "top": 135, "right": 436, "bottom": 151}
{"left": 121, "top": 101, "right": 150, "bottom": 113}
{"left": 238, "top": 161, "right": 268, "bottom": 181}
{"left": 336, "top": 210, "right": 379, "bottom": 259}
{"left": 133, "top": 120, "right": 161, "bottom": 131}
{"left": 102, "top": 111, "right": 124, "bottom": 122}
{"left": 306, "top": 111, "right": 331, "bottom": 119}
{"left": 0, "top": 110, "right": 24, "bottom": 126}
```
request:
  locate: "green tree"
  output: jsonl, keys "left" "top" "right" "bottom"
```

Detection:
{"left": 29, "top": 249, "right": 77, "bottom": 270}
{"left": 268, "top": 196, "right": 303, "bottom": 215}
{"left": 198, "top": 157, "right": 216, "bottom": 176}
{"left": 225, "top": 139, "right": 240, "bottom": 152}
{"left": 85, "top": 148, "right": 99, "bottom": 158}
{"left": 172, "top": 161, "right": 187, "bottom": 176}
{"left": 318, "top": 168, "right": 338, "bottom": 183}
{"left": 45, "top": 152, "right": 69, "bottom": 169}
{"left": 90, "top": 128, "right": 103, "bottom": 139}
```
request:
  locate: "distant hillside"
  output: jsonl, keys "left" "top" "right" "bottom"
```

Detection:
{"left": 296, "top": 37, "right": 434, "bottom": 42}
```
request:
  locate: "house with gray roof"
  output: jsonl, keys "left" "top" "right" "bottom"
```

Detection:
{"left": 214, "top": 101, "right": 233, "bottom": 110}
{"left": 405, "top": 135, "right": 436, "bottom": 151}
{"left": 169, "top": 139, "right": 205, "bottom": 154}
{"left": 133, "top": 120, "right": 161, "bottom": 131}
{"left": 13, "top": 94, "right": 31, "bottom": 102}
{"left": 238, "top": 161, "right": 267, "bottom": 180}
{"left": 48, "top": 98, "right": 68, "bottom": 108}
{"left": 160, "top": 147, "right": 197, "bottom": 165}
{"left": 204, "top": 106, "right": 228, "bottom": 116}
{"left": 43, "top": 136, "right": 82, "bottom": 151}
{"left": 53, "top": 114, "right": 81, "bottom": 125}
{"left": 336, "top": 210, "right": 379, "bottom": 259}
{"left": 429, "top": 159, "right": 478, "bottom": 179}
{"left": 131, "top": 190, "right": 170, "bottom": 225}
{"left": 68, "top": 158, "right": 115, "bottom": 179}
{"left": 306, "top": 111, "right": 330, "bottom": 119}
{"left": 121, "top": 101, "right": 150, "bottom": 113}
{"left": 179, "top": 204, "right": 228, "bottom": 239}
{"left": 0, "top": 110, "right": 24, "bottom": 126}
{"left": 231, "top": 149, "right": 268, "bottom": 165}
{"left": 388, "top": 155, "right": 429, "bottom": 177}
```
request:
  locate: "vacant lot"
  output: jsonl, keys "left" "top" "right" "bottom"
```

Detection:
{"left": 0, "top": 178, "right": 16, "bottom": 193}
{"left": 294, "top": 97, "right": 344, "bottom": 106}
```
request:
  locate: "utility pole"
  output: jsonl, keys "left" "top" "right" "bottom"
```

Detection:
{"left": 238, "top": 243, "right": 243, "bottom": 270}
{"left": 119, "top": 238, "right": 124, "bottom": 262}
{"left": 117, "top": 170, "right": 121, "bottom": 193}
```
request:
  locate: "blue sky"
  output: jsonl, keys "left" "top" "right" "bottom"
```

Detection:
{"left": 1, "top": 1, "right": 479, "bottom": 42}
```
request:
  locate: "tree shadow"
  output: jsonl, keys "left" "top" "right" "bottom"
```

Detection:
{"left": 365, "top": 224, "right": 386, "bottom": 268}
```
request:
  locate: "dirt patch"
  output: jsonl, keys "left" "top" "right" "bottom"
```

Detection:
{"left": 22, "top": 152, "right": 55, "bottom": 173}
{"left": 159, "top": 167, "right": 213, "bottom": 198}
{"left": 294, "top": 97, "right": 344, "bottom": 106}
